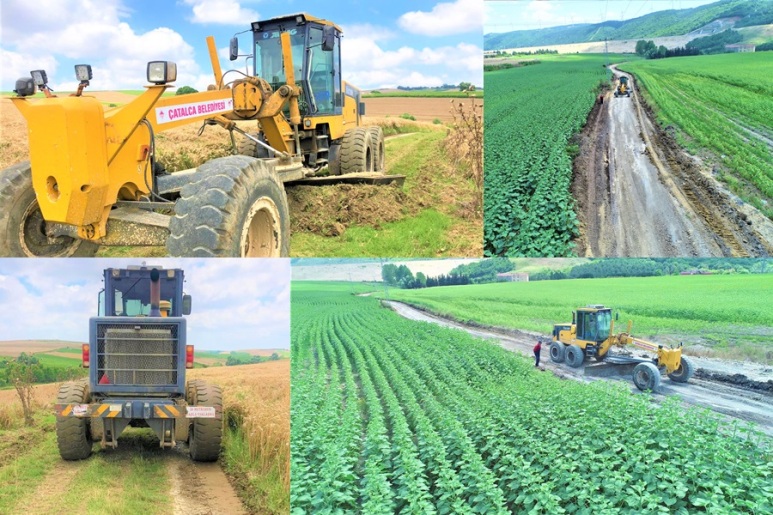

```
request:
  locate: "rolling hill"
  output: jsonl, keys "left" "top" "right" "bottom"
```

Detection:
{"left": 484, "top": 0, "right": 773, "bottom": 50}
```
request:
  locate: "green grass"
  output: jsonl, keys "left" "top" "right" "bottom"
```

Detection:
{"left": 387, "top": 274, "right": 773, "bottom": 362}
{"left": 365, "top": 90, "right": 482, "bottom": 98}
{"left": 0, "top": 416, "right": 59, "bottom": 510}
{"left": 291, "top": 209, "right": 453, "bottom": 257}
{"left": 619, "top": 53, "right": 773, "bottom": 218}
{"left": 222, "top": 425, "right": 288, "bottom": 514}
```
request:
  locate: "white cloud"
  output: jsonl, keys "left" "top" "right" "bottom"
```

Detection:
{"left": 183, "top": 0, "right": 259, "bottom": 25}
{"left": 1, "top": 48, "right": 59, "bottom": 87}
{"left": 398, "top": 0, "right": 483, "bottom": 37}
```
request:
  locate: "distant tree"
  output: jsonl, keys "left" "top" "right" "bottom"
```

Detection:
{"left": 176, "top": 86, "right": 198, "bottom": 95}
{"left": 458, "top": 81, "right": 473, "bottom": 91}
{"left": 6, "top": 358, "right": 40, "bottom": 426}
{"left": 270, "top": 352, "right": 280, "bottom": 361}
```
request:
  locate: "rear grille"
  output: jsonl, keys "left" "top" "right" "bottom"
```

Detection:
{"left": 96, "top": 324, "right": 178, "bottom": 386}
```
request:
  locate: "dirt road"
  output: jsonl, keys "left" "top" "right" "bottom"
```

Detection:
{"left": 385, "top": 300, "right": 773, "bottom": 436}
{"left": 573, "top": 66, "right": 773, "bottom": 257}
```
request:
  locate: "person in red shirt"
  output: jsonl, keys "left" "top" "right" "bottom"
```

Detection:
{"left": 533, "top": 340, "right": 542, "bottom": 367}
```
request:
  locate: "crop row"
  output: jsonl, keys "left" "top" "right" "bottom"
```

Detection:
{"left": 619, "top": 53, "right": 773, "bottom": 218}
{"left": 484, "top": 56, "right": 611, "bottom": 257}
{"left": 291, "top": 284, "right": 772, "bottom": 513}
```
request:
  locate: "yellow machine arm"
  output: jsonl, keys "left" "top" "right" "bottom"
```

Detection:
{"left": 609, "top": 319, "right": 683, "bottom": 373}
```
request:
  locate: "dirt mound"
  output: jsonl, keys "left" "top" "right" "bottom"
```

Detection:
{"left": 694, "top": 369, "right": 773, "bottom": 393}
{"left": 287, "top": 183, "right": 409, "bottom": 235}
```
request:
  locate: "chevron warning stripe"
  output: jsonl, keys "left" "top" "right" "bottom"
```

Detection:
{"left": 154, "top": 405, "right": 181, "bottom": 418}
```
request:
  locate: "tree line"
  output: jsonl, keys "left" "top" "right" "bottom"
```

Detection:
{"left": 635, "top": 29, "right": 746, "bottom": 60}
{"left": 0, "top": 353, "right": 86, "bottom": 388}
{"left": 381, "top": 259, "right": 515, "bottom": 289}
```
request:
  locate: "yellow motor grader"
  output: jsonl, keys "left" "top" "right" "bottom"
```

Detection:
{"left": 1, "top": 13, "right": 400, "bottom": 257}
{"left": 551, "top": 305, "right": 694, "bottom": 391}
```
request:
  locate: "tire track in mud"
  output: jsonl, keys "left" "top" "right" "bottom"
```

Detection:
{"left": 167, "top": 446, "right": 246, "bottom": 515}
{"left": 385, "top": 300, "right": 773, "bottom": 436}
{"left": 573, "top": 65, "right": 773, "bottom": 257}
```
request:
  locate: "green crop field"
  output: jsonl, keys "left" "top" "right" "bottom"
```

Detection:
{"left": 484, "top": 55, "right": 622, "bottom": 257}
{"left": 619, "top": 53, "right": 773, "bottom": 218}
{"left": 388, "top": 274, "right": 773, "bottom": 360}
{"left": 291, "top": 282, "right": 772, "bottom": 513}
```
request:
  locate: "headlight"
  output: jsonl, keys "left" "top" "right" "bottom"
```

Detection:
{"left": 30, "top": 69, "right": 48, "bottom": 87}
{"left": 75, "top": 64, "right": 93, "bottom": 82}
{"left": 147, "top": 61, "right": 177, "bottom": 84}
{"left": 13, "top": 78, "right": 36, "bottom": 97}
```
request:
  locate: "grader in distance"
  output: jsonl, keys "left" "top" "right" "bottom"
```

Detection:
{"left": 55, "top": 266, "right": 222, "bottom": 461}
{"left": 1, "top": 13, "right": 400, "bottom": 258}
{"left": 550, "top": 305, "right": 695, "bottom": 391}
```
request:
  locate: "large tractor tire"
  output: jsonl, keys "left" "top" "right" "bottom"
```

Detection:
{"left": 167, "top": 155, "right": 289, "bottom": 257}
{"left": 367, "top": 126, "right": 385, "bottom": 172}
{"left": 187, "top": 380, "right": 223, "bottom": 462}
{"left": 549, "top": 342, "right": 566, "bottom": 363}
{"left": 236, "top": 132, "right": 273, "bottom": 159}
{"left": 667, "top": 356, "right": 695, "bottom": 383}
{"left": 564, "top": 345, "right": 585, "bottom": 368}
{"left": 0, "top": 162, "right": 99, "bottom": 257}
{"left": 56, "top": 380, "right": 93, "bottom": 461}
{"left": 339, "top": 128, "right": 373, "bottom": 175}
{"left": 633, "top": 362, "right": 661, "bottom": 392}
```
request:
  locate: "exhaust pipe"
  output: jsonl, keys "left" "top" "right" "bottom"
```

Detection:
{"left": 150, "top": 268, "right": 161, "bottom": 317}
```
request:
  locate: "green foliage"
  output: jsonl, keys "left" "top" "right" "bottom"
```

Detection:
{"left": 399, "top": 113, "right": 417, "bottom": 121}
{"left": 225, "top": 351, "right": 279, "bottom": 366}
{"left": 620, "top": 53, "right": 773, "bottom": 217}
{"left": 458, "top": 81, "right": 473, "bottom": 91}
{"left": 485, "top": 55, "right": 618, "bottom": 256}
{"left": 291, "top": 284, "right": 773, "bottom": 513}
{"left": 0, "top": 352, "right": 85, "bottom": 387}
{"left": 175, "top": 85, "right": 198, "bottom": 95}
{"left": 686, "top": 29, "right": 744, "bottom": 54}
{"left": 755, "top": 41, "right": 773, "bottom": 51}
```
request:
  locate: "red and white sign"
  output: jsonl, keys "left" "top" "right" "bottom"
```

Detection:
{"left": 73, "top": 404, "right": 89, "bottom": 416}
{"left": 186, "top": 406, "right": 217, "bottom": 418}
{"left": 155, "top": 98, "right": 233, "bottom": 125}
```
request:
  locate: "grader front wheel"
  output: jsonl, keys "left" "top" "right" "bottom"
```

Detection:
{"left": 339, "top": 127, "right": 373, "bottom": 174}
{"left": 0, "top": 162, "right": 99, "bottom": 257}
{"left": 167, "top": 155, "right": 289, "bottom": 257}
{"left": 667, "top": 356, "right": 695, "bottom": 383}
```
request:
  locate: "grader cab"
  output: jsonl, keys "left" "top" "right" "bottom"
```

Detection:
{"left": 1, "top": 13, "right": 399, "bottom": 258}
{"left": 551, "top": 305, "right": 694, "bottom": 391}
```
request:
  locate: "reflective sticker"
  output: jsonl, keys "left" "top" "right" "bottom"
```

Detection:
{"left": 72, "top": 404, "right": 89, "bottom": 416}
{"left": 186, "top": 406, "right": 216, "bottom": 418}
{"left": 109, "top": 404, "right": 122, "bottom": 412}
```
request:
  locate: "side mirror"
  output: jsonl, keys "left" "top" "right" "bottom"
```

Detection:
{"left": 182, "top": 294, "right": 192, "bottom": 315}
{"left": 229, "top": 37, "right": 239, "bottom": 61}
{"left": 322, "top": 25, "right": 335, "bottom": 52}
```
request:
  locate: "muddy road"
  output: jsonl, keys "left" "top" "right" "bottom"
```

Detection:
{"left": 386, "top": 300, "right": 773, "bottom": 436}
{"left": 573, "top": 66, "right": 773, "bottom": 257}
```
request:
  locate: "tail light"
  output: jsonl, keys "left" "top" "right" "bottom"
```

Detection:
{"left": 82, "top": 344, "right": 89, "bottom": 368}
{"left": 186, "top": 345, "right": 194, "bottom": 369}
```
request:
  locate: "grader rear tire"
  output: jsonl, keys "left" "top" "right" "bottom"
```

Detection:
{"left": 633, "top": 362, "right": 661, "bottom": 392}
{"left": 0, "top": 162, "right": 99, "bottom": 257}
{"left": 565, "top": 345, "right": 585, "bottom": 368}
{"left": 339, "top": 128, "right": 373, "bottom": 175}
{"left": 56, "top": 380, "right": 92, "bottom": 461}
{"left": 667, "top": 356, "right": 695, "bottom": 383}
{"left": 188, "top": 381, "right": 223, "bottom": 462}
{"left": 549, "top": 342, "right": 566, "bottom": 363}
{"left": 367, "top": 126, "right": 385, "bottom": 172}
{"left": 237, "top": 132, "right": 272, "bottom": 159}
{"left": 167, "top": 156, "right": 289, "bottom": 257}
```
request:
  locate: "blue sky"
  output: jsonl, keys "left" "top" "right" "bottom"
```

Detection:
{"left": 1, "top": 0, "right": 483, "bottom": 91}
{"left": 0, "top": 259, "right": 290, "bottom": 351}
{"left": 485, "top": 0, "right": 721, "bottom": 33}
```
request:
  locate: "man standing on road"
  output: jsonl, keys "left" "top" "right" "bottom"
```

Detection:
{"left": 534, "top": 340, "right": 542, "bottom": 367}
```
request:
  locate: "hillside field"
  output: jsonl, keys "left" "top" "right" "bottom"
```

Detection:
{"left": 388, "top": 274, "right": 773, "bottom": 362}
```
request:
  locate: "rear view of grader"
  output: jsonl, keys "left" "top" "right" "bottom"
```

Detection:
{"left": 1, "top": 13, "right": 399, "bottom": 258}
{"left": 551, "top": 305, "right": 695, "bottom": 391}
